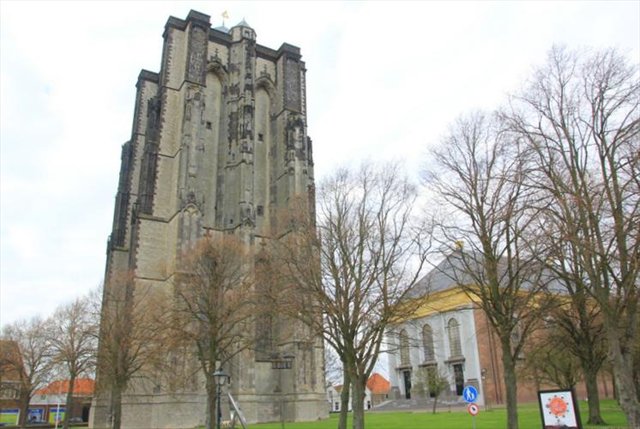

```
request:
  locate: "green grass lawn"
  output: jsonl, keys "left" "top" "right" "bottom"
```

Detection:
{"left": 253, "top": 400, "right": 629, "bottom": 429}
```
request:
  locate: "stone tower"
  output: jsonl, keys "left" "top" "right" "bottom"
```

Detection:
{"left": 92, "top": 10, "right": 326, "bottom": 428}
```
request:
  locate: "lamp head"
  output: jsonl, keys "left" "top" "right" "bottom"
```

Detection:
{"left": 213, "top": 368, "right": 230, "bottom": 386}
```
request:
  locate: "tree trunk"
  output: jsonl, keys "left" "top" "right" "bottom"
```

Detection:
{"left": 63, "top": 374, "right": 76, "bottom": 429}
{"left": 110, "top": 383, "right": 123, "bottom": 429}
{"left": 205, "top": 377, "right": 215, "bottom": 429}
{"left": 351, "top": 377, "right": 366, "bottom": 429}
{"left": 432, "top": 394, "right": 438, "bottom": 414}
{"left": 607, "top": 330, "right": 640, "bottom": 428}
{"left": 582, "top": 365, "right": 605, "bottom": 425}
{"left": 17, "top": 391, "right": 29, "bottom": 428}
{"left": 500, "top": 339, "right": 519, "bottom": 429}
{"left": 338, "top": 368, "right": 350, "bottom": 429}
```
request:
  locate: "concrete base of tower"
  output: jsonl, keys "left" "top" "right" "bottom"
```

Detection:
{"left": 234, "top": 392, "right": 329, "bottom": 423}
{"left": 90, "top": 393, "right": 207, "bottom": 429}
{"left": 90, "top": 392, "right": 329, "bottom": 428}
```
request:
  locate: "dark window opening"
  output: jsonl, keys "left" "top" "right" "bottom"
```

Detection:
{"left": 258, "top": 133, "right": 264, "bottom": 141}
{"left": 453, "top": 363, "right": 464, "bottom": 396}
{"left": 206, "top": 121, "right": 212, "bottom": 129}
{"left": 403, "top": 370, "right": 412, "bottom": 399}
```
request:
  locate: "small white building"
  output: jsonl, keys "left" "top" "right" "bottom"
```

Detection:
{"left": 326, "top": 384, "right": 373, "bottom": 412}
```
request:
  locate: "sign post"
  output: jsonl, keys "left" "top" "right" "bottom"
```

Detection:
{"left": 462, "top": 386, "right": 480, "bottom": 429}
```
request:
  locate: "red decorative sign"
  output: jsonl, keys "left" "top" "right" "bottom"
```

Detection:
{"left": 467, "top": 403, "right": 479, "bottom": 416}
{"left": 537, "top": 389, "right": 582, "bottom": 429}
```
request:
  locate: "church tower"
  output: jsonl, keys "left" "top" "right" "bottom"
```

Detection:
{"left": 92, "top": 10, "right": 326, "bottom": 427}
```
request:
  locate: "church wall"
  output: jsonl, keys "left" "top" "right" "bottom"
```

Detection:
{"left": 94, "top": 10, "right": 327, "bottom": 428}
{"left": 134, "top": 216, "right": 170, "bottom": 279}
{"left": 473, "top": 307, "right": 615, "bottom": 406}
{"left": 473, "top": 306, "right": 505, "bottom": 406}
{"left": 117, "top": 393, "right": 206, "bottom": 429}
{"left": 388, "top": 301, "right": 616, "bottom": 407}
{"left": 387, "top": 305, "right": 485, "bottom": 404}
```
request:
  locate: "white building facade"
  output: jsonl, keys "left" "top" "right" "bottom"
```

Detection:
{"left": 387, "top": 304, "right": 485, "bottom": 406}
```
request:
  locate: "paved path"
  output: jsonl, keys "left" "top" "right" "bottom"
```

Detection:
{"left": 371, "top": 398, "right": 470, "bottom": 413}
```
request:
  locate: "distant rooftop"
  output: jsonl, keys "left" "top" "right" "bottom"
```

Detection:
{"left": 367, "top": 372, "right": 390, "bottom": 394}
{"left": 36, "top": 378, "right": 95, "bottom": 396}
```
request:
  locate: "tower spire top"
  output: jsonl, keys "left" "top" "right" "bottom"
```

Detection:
{"left": 235, "top": 17, "right": 252, "bottom": 28}
{"left": 215, "top": 10, "right": 230, "bottom": 33}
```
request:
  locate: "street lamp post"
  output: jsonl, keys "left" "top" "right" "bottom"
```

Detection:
{"left": 213, "top": 368, "right": 230, "bottom": 429}
{"left": 272, "top": 353, "right": 294, "bottom": 429}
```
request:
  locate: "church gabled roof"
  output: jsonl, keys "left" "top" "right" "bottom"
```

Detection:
{"left": 408, "top": 251, "right": 474, "bottom": 298}
{"left": 408, "top": 250, "right": 564, "bottom": 300}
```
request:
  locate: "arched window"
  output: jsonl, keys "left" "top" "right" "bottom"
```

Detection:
{"left": 447, "top": 318, "right": 462, "bottom": 357}
{"left": 399, "top": 329, "right": 411, "bottom": 366}
{"left": 422, "top": 324, "right": 435, "bottom": 362}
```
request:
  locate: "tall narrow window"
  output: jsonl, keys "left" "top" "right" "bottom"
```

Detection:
{"left": 399, "top": 329, "right": 411, "bottom": 366}
{"left": 448, "top": 318, "right": 462, "bottom": 357}
{"left": 254, "top": 88, "right": 270, "bottom": 223}
{"left": 422, "top": 324, "right": 435, "bottom": 362}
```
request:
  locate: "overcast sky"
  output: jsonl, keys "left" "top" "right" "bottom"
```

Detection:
{"left": 1, "top": 1, "right": 638, "bottom": 327}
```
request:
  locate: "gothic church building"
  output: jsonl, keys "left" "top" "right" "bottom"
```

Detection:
{"left": 92, "top": 10, "right": 326, "bottom": 427}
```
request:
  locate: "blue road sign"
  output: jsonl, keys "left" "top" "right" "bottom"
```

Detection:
{"left": 462, "top": 385, "right": 479, "bottom": 403}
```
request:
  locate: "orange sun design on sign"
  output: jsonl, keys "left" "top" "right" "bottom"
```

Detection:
{"left": 547, "top": 395, "right": 569, "bottom": 418}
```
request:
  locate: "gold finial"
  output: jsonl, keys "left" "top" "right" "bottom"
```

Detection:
{"left": 222, "top": 10, "right": 229, "bottom": 26}
{"left": 455, "top": 240, "right": 464, "bottom": 250}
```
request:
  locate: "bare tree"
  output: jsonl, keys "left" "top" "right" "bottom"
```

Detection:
{"left": 522, "top": 328, "right": 585, "bottom": 392}
{"left": 416, "top": 366, "right": 449, "bottom": 414}
{"left": 94, "top": 272, "right": 167, "bottom": 429}
{"left": 504, "top": 46, "right": 640, "bottom": 427}
{"left": 542, "top": 271, "right": 608, "bottom": 424}
{"left": 47, "top": 296, "right": 98, "bottom": 429}
{"left": 1, "top": 318, "right": 52, "bottom": 428}
{"left": 425, "top": 112, "right": 550, "bottom": 429}
{"left": 275, "top": 162, "right": 429, "bottom": 429}
{"left": 171, "top": 234, "right": 255, "bottom": 429}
